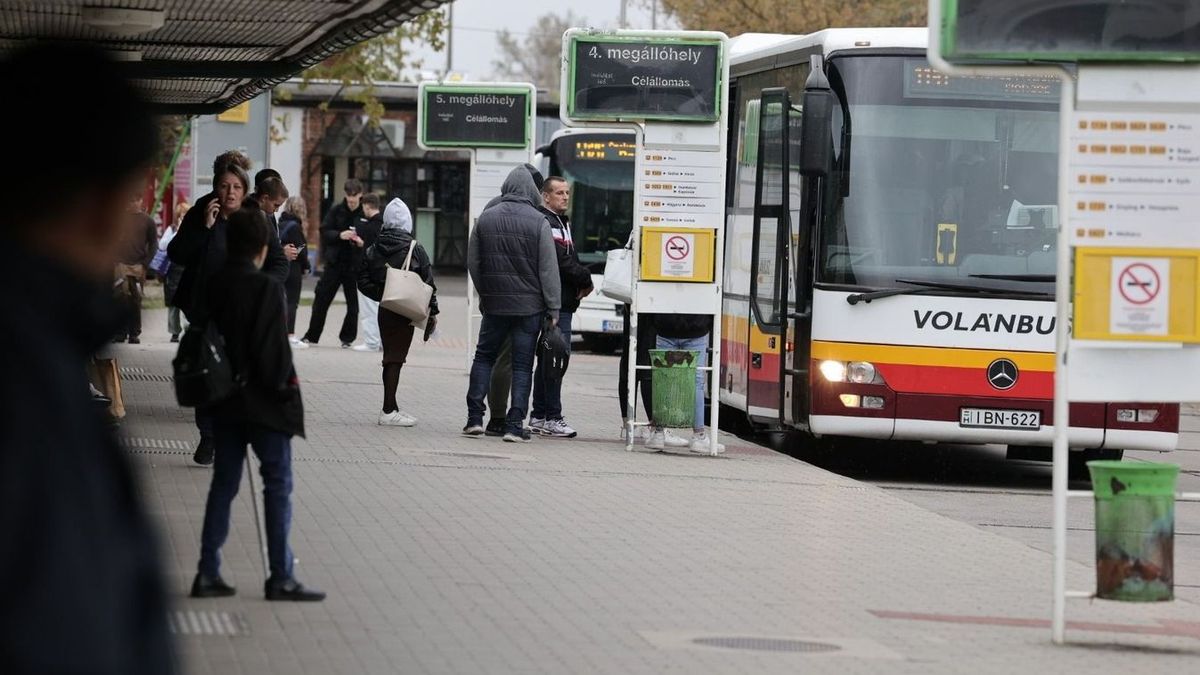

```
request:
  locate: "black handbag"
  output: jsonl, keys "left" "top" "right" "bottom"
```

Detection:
{"left": 537, "top": 316, "right": 570, "bottom": 384}
{"left": 172, "top": 321, "right": 237, "bottom": 407}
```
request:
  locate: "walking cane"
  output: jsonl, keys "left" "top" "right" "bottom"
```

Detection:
{"left": 244, "top": 455, "right": 270, "bottom": 578}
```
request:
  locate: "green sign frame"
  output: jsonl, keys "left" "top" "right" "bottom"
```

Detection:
{"left": 566, "top": 34, "right": 725, "bottom": 123}
{"left": 420, "top": 85, "right": 532, "bottom": 149}
{"left": 940, "top": 0, "right": 1200, "bottom": 64}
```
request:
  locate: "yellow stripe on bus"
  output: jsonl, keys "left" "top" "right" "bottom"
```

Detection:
{"left": 811, "top": 341, "right": 1055, "bottom": 372}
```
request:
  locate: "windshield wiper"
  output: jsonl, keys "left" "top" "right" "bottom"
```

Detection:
{"left": 968, "top": 273, "right": 1055, "bottom": 282}
{"left": 845, "top": 278, "right": 1052, "bottom": 306}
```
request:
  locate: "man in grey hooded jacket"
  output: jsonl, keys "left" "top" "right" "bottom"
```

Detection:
{"left": 464, "top": 165, "right": 561, "bottom": 442}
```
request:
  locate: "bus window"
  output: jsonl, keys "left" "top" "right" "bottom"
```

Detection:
{"left": 547, "top": 133, "right": 636, "bottom": 269}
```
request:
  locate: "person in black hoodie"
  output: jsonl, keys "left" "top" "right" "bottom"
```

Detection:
{"left": 191, "top": 202, "right": 325, "bottom": 602}
{"left": 352, "top": 192, "right": 384, "bottom": 352}
{"left": 529, "top": 176, "right": 593, "bottom": 438}
{"left": 0, "top": 41, "right": 175, "bottom": 675}
{"left": 278, "top": 196, "right": 311, "bottom": 343}
{"left": 358, "top": 198, "right": 439, "bottom": 426}
{"left": 302, "top": 178, "right": 364, "bottom": 347}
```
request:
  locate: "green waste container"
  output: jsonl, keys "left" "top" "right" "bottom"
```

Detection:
{"left": 1087, "top": 461, "right": 1180, "bottom": 602}
{"left": 650, "top": 349, "right": 699, "bottom": 428}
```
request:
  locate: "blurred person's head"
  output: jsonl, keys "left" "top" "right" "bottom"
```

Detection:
{"left": 254, "top": 176, "right": 288, "bottom": 213}
{"left": 282, "top": 195, "right": 307, "bottom": 222}
{"left": 0, "top": 43, "right": 157, "bottom": 280}
{"left": 128, "top": 193, "right": 146, "bottom": 214}
{"left": 254, "top": 168, "right": 281, "bottom": 189}
{"left": 174, "top": 201, "right": 191, "bottom": 228}
{"left": 227, "top": 201, "right": 272, "bottom": 268}
{"left": 212, "top": 150, "right": 251, "bottom": 177}
{"left": 542, "top": 176, "right": 569, "bottom": 215}
{"left": 214, "top": 164, "right": 250, "bottom": 216}
{"left": 343, "top": 179, "right": 363, "bottom": 210}
{"left": 361, "top": 193, "right": 381, "bottom": 218}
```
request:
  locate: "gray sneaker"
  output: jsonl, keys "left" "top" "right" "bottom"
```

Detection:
{"left": 542, "top": 418, "right": 577, "bottom": 438}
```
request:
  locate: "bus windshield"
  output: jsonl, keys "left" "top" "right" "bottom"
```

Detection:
{"left": 819, "top": 56, "right": 1061, "bottom": 294}
{"left": 547, "top": 133, "right": 636, "bottom": 266}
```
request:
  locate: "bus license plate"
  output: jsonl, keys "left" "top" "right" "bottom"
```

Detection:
{"left": 960, "top": 408, "right": 1041, "bottom": 430}
{"left": 602, "top": 320, "right": 624, "bottom": 333}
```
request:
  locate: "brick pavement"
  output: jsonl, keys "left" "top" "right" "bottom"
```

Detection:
{"left": 107, "top": 290, "right": 1200, "bottom": 673}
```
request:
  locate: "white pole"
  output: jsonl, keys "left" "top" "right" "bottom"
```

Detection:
{"left": 926, "top": 0, "right": 1076, "bottom": 643}
{"left": 625, "top": 125, "right": 645, "bottom": 450}
{"left": 1051, "top": 73, "right": 1077, "bottom": 646}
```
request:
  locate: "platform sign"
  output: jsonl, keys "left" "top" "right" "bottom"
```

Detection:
{"left": 560, "top": 29, "right": 729, "bottom": 454}
{"left": 567, "top": 35, "right": 723, "bottom": 122}
{"left": 417, "top": 81, "right": 537, "bottom": 371}
{"left": 940, "top": 0, "right": 1200, "bottom": 63}
{"left": 420, "top": 85, "right": 531, "bottom": 148}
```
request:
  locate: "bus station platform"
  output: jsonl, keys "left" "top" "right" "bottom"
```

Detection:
{"left": 114, "top": 290, "right": 1200, "bottom": 674}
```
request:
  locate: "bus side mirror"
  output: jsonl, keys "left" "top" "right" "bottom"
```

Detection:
{"left": 798, "top": 58, "right": 834, "bottom": 178}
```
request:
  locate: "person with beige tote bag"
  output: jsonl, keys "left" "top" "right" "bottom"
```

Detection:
{"left": 357, "top": 198, "right": 439, "bottom": 426}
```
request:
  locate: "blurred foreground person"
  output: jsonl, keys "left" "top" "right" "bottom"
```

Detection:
{"left": 191, "top": 203, "right": 324, "bottom": 602}
{"left": 358, "top": 198, "right": 439, "bottom": 425}
{"left": 0, "top": 43, "right": 175, "bottom": 674}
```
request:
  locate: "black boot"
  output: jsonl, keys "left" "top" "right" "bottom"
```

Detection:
{"left": 190, "top": 573, "right": 236, "bottom": 598}
{"left": 265, "top": 577, "right": 326, "bottom": 602}
{"left": 192, "top": 436, "right": 215, "bottom": 466}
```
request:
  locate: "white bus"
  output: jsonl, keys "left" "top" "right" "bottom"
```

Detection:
{"left": 537, "top": 127, "right": 636, "bottom": 352}
{"left": 720, "top": 28, "right": 1179, "bottom": 465}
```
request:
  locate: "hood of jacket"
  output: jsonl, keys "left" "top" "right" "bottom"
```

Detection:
{"left": 382, "top": 198, "right": 412, "bottom": 233}
{"left": 374, "top": 227, "right": 414, "bottom": 258}
{"left": 499, "top": 165, "right": 542, "bottom": 208}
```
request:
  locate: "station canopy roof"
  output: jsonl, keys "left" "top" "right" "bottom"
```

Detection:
{"left": 0, "top": 0, "right": 448, "bottom": 114}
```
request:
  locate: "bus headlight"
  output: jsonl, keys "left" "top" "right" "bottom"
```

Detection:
{"left": 819, "top": 360, "right": 847, "bottom": 382}
{"left": 847, "top": 361, "right": 878, "bottom": 384}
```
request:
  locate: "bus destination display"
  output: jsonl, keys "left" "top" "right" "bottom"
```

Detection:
{"left": 422, "top": 87, "right": 530, "bottom": 148}
{"left": 573, "top": 139, "right": 636, "bottom": 161}
{"left": 944, "top": 0, "right": 1200, "bottom": 62}
{"left": 569, "top": 38, "right": 722, "bottom": 122}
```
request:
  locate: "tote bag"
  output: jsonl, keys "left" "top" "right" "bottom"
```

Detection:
{"left": 600, "top": 245, "right": 634, "bottom": 304}
{"left": 380, "top": 242, "right": 433, "bottom": 326}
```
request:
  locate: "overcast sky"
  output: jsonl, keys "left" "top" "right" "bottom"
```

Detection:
{"left": 404, "top": 0, "right": 677, "bottom": 80}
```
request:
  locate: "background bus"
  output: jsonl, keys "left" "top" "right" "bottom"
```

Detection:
{"left": 721, "top": 28, "right": 1178, "bottom": 467}
{"left": 537, "top": 128, "right": 636, "bottom": 353}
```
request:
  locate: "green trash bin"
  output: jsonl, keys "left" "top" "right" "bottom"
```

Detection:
{"left": 1087, "top": 460, "right": 1180, "bottom": 602}
{"left": 650, "top": 349, "right": 699, "bottom": 428}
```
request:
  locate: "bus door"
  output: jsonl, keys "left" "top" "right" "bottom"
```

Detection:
{"left": 749, "top": 88, "right": 812, "bottom": 429}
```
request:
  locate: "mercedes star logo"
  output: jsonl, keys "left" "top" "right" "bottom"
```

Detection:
{"left": 987, "top": 358, "right": 1019, "bottom": 391}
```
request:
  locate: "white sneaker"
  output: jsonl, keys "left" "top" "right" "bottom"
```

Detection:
{"left": 542, "top": 419, "right": 577, "bottom": 438}
{"left": 689, "top": 429, "right": 726, "bottom": 455}
{"left": 529, "top": 417, "right": 547, "bottom": 434}
{"left": 289, "top": 337, "right": 308, "bottom": 350}
{"left": 645, "top": 428, "right": 666, "bottom": 450}
{"left": 378, "top": 410, "right": 415, "bottom": 427}
{"left": 663, "top": 429, "right": 691, "bottom": 448}
{"left": 352, "top": 344, "right": 381, "bottom": 352}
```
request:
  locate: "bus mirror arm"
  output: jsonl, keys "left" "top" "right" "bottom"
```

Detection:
{"left": 798, "top": 56, "right": 834, "bottom": 179}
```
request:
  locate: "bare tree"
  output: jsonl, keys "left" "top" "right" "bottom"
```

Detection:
{"left": 657, "top": 0, "right": 925, "bottom": 37}
{"left": 493, "top": 12, "right": 585, "bottom": 101}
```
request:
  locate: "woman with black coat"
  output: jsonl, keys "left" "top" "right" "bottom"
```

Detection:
{"left": 278, "top": 196, "right": 311, "bottom": 343}
{"left": 357, "top": 198, "right": 439, "bottom": 427}
{"left": 190, "top": 202, "right": 324, "bottom": 603}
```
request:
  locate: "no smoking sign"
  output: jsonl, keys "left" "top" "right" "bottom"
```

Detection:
{"left": 660, "top": 232, "right": 695, "bottom": 278}
{"left": 1110, "top": 257, "right": 1170, "bottom": 336}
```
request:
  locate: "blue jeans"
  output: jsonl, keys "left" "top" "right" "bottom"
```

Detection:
{"left": 467, "top": 313, "right": 542, "bottom": 433}
{"left": 656, "top": 334, "right": 710, "bottom": 431}
{"left": 198, "top": 418, "right": 294, "bottom": 581}
{"left": 531, "top": 311, "right": 573, "bottom": 421}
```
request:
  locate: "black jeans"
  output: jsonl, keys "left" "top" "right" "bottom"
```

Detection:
{"left": 303, "top": 266, "right": 358, "bottom": 344}
{"left": 284, "top": 274, "right": 302, "bottom": 335}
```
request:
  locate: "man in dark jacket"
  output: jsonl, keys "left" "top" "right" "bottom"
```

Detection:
{"left": 191, "top": 204, "right": 325, "bottom": 602}
{"left": 465, "top": 165, "right": 561, "bottom": 442}
{"left": 530, "top": 176, "right": 593, "bottom": 438}
{"left": 352, "top": 192, "right": 384, "bottom": 352}
{"left": 302, "top": 178, "right": 364, "bottom": 347}
{"left": 113, "top": 195, "right": 158, "bottom": 344}
{"left": 0, "top": 42, "right": 175, "bottom": 675}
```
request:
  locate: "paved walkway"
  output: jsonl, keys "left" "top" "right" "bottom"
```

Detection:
{"left": 110, "top": 288, "right": 1200, "bottom": 673}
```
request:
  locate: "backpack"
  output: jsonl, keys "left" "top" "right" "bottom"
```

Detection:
{"left": 172, "top": 321, "right": 237, "bottom": 408}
